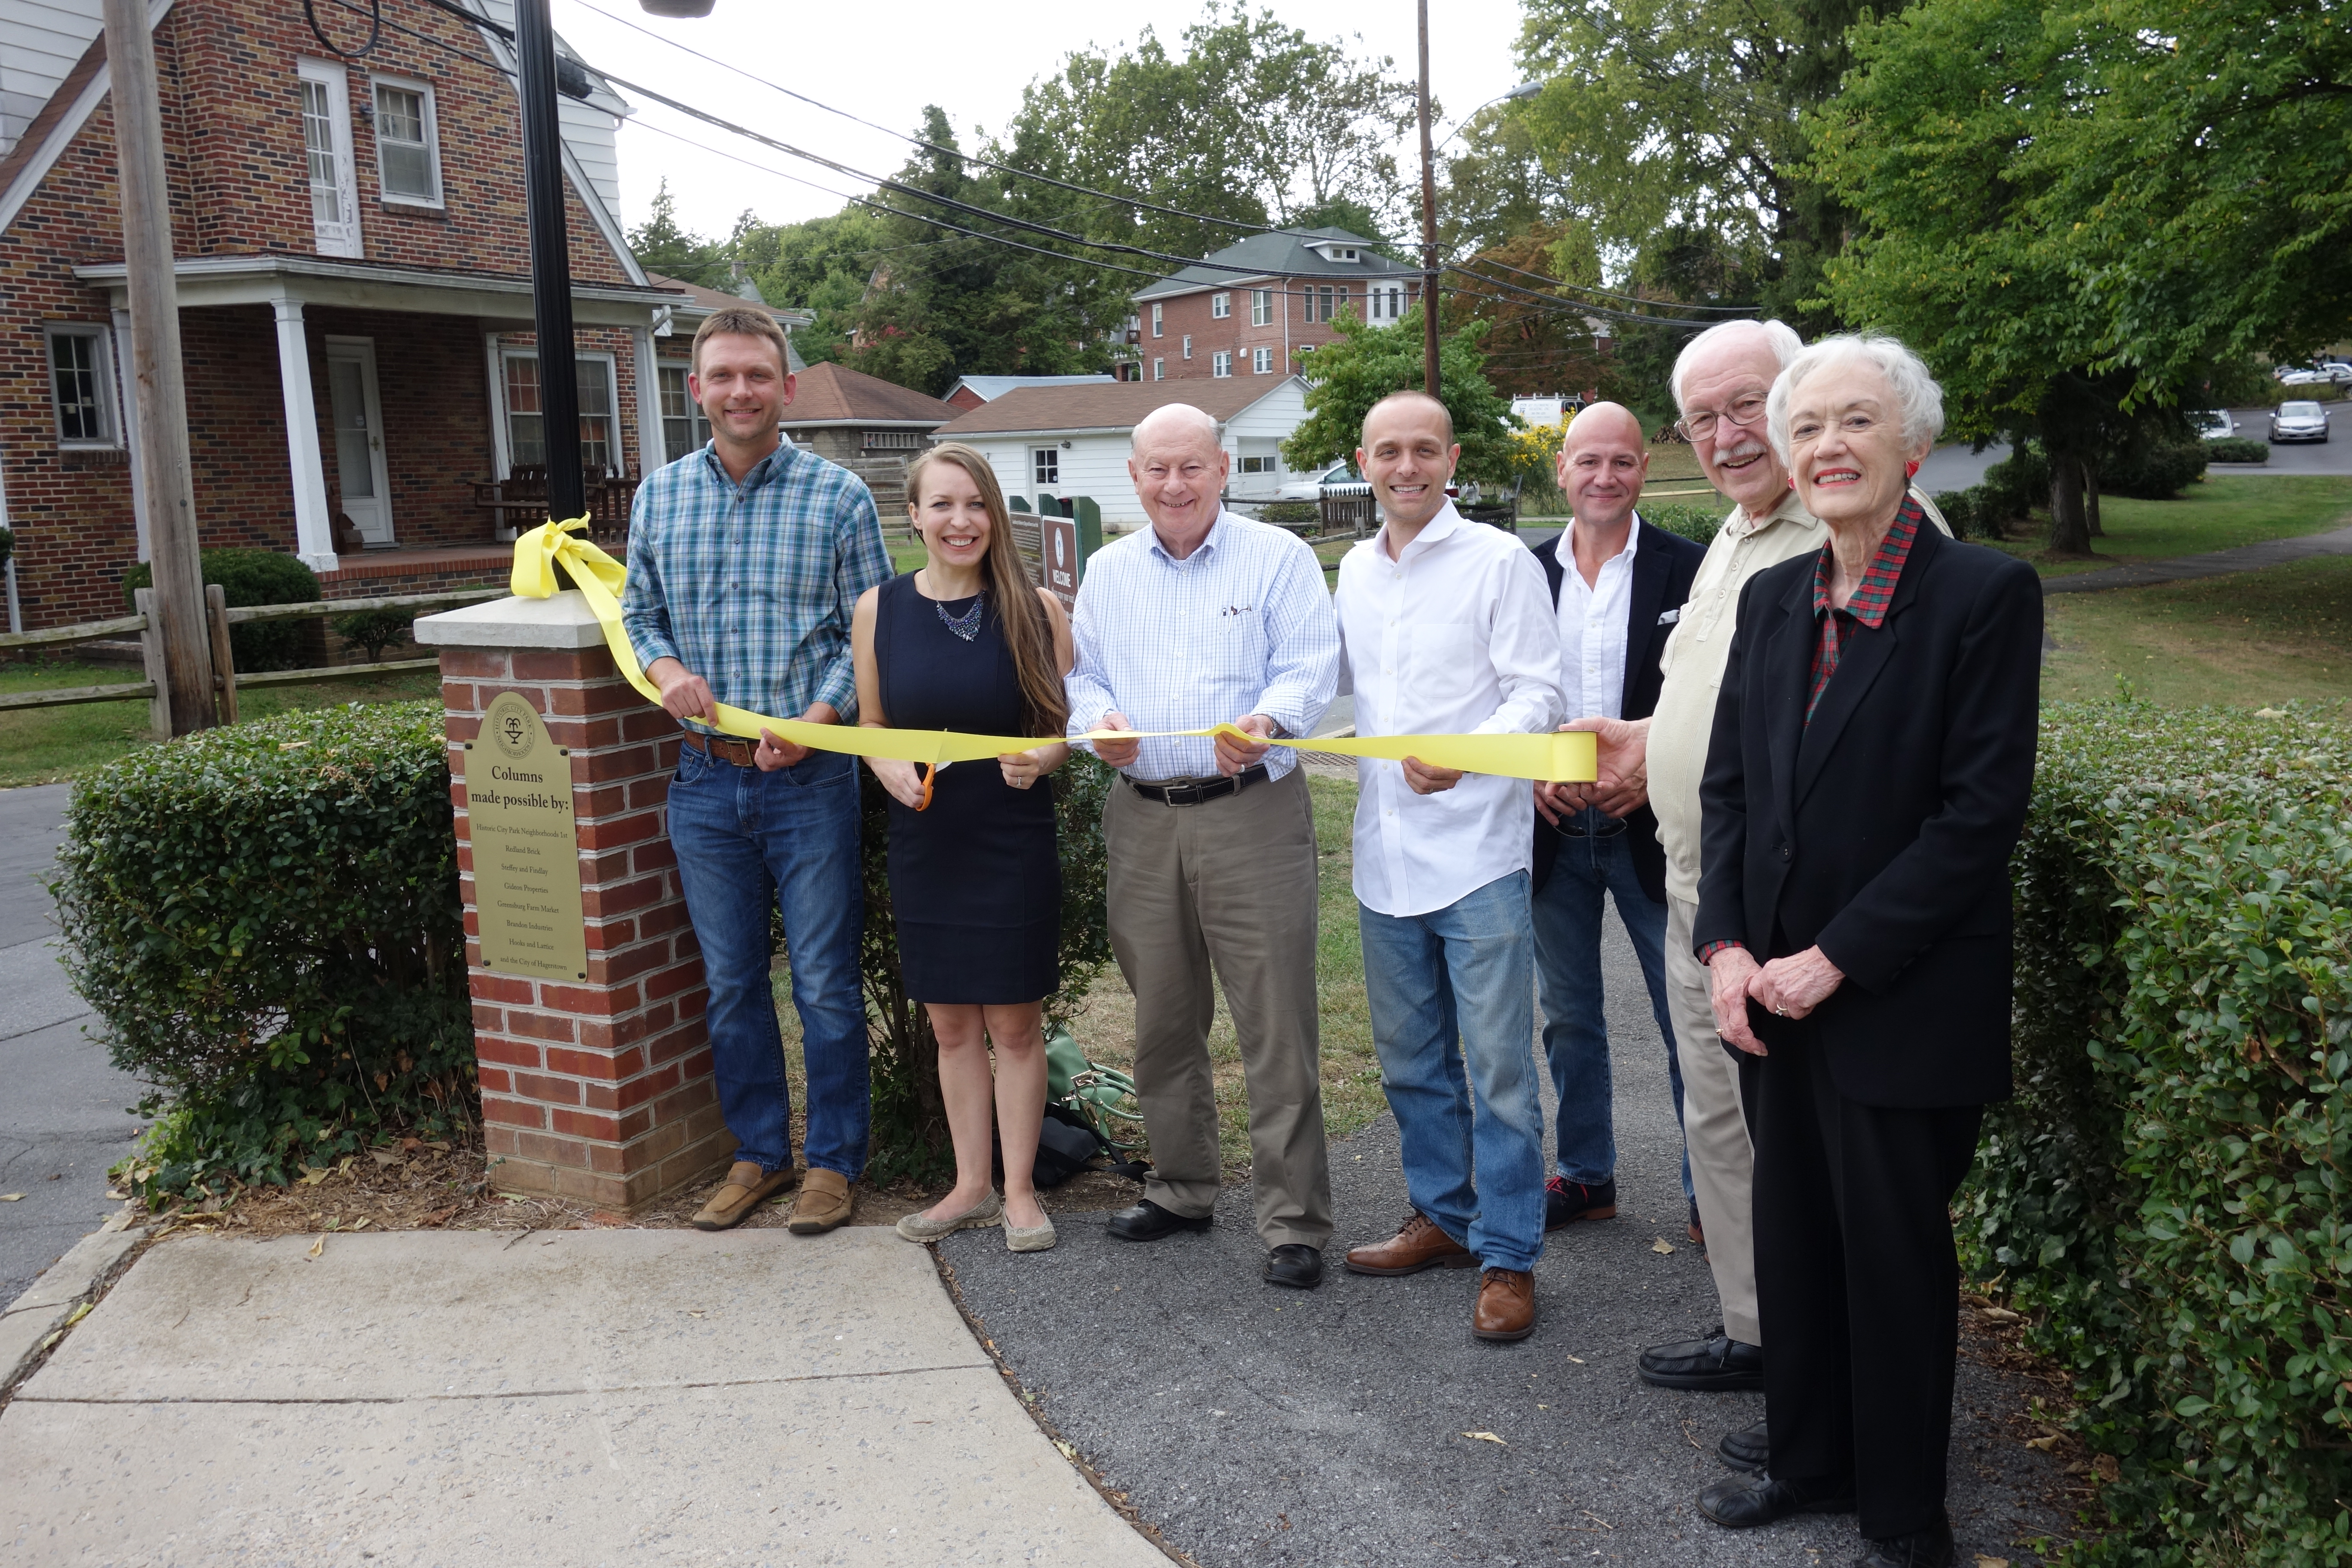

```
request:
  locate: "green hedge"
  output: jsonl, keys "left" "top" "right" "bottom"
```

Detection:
{"left": 2105, "top": 441, "right": 2209, "bottom": 500}
{"left": 2206, "top": 437, "right": 2270, "bottom": 465}
{"left": 122, "top": 548, "right": 321, "bottom": 671}
{"left": 52, "top": 702, "right": 473, "bottom": 1199}
{"left": 854, "top": 753, "right": 1118, "bottom": 1184}
{"left": 1643, "top": 502, "right": 1725, "bottom": 545}
{"left": 1969, "top": 702, "right": 2350, "bottom": 1566}
{"left": 1255, "top": 500, "right": 1323, "bottom": 527}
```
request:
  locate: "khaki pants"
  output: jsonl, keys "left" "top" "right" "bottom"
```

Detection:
{"left": 1103, "top": 766, "right": 1332, "bottom": 1248}
{"left": 1666, "top": 892, "right": 1761, "bottom": 1345}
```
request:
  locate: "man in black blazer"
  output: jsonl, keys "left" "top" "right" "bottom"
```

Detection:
{"left": 1527, "top": 403, "right": 1706, "bottom": 1231}
{"left": 1692, "top": 337, "right": 2042, "bottom": 1568}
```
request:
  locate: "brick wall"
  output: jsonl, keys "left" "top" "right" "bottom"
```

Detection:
{"left": 1142, "top": 276, "right": 1422, "bottom": 383}
{"left": 440, "top": 640, "right": 729, "bottom": 1210}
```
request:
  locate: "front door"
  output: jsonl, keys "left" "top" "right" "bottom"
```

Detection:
{"left": 324, "top": 338, "right": 393, "bottom": 546}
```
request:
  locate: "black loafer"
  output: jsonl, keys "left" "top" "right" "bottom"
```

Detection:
{"left": 1718, "top": 1417, "right": 1769, "bottom": 1472}
{"left": 1855, "top": 1518, "right": 1954, "bottom": 1568}
{"left": 1264, "top": 1243, "right": 1324, "bottom": 1289}
{"left": 1638, "top": 1327, "right": 1764, "bottom": 1390}
{"left": 1697, "top": 1471, "right": 1856, "bottom": 1528}
{"left": 1106, "top": 1199, "right": 1213, "bottom": 1242}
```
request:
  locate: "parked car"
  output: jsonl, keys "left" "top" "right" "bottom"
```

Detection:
{"left": 2274, "top": 362, "right": 2352, "bottom": 387}
{"left": 1273, "top": 459, "right": 1366, "bottom": 502}
{"left": 2189, "top": 409, "right": 2235, "bottom": 440}
{"left": 2269, "top": 401, "right": 2332, "bottom": 443}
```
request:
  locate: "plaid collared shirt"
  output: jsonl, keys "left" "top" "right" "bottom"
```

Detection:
{"left": 620, "top": 441, "right": 891, "bottom": 726}
{"left": 1807, "top": 496, "right": 1921, "bottom": 726}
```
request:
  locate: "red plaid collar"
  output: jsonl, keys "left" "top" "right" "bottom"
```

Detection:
{"left": 1811, "top": 495, "right": 1923, "bottom": 630}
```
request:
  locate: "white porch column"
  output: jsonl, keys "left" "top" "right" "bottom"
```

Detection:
{"left": 271, "top": 294, "right": 337, "bottom": 572}
{"left": 631, "top": 325, "right": 663, "bottom": 477}
{"left": 110, "top": 307, "right": 152, "bottom": 562}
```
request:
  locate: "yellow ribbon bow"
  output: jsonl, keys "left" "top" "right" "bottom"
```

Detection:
{"left": 508, "top": 518, "right": 1595, "bottom": 782}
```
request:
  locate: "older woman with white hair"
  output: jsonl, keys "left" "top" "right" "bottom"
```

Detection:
{"left": 1688, "top": 334, "right": 2043, "bottom": 1568}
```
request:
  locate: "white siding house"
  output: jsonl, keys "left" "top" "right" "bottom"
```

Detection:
{"left": 931, "top": 377, "right": 1312, "bottom": 527}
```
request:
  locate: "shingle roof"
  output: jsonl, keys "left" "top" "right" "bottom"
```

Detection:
{"left": 778, "top": 362, "right": 961, "bottom": 426}
{"left": 1132, "top": 228, "right": 1416, "bottom": 303}
{"left": 931, "top": 378, "right": 1298, "bottom": 438}
{"left": 946, "top": 374, "right": 1118, "bottom": 402}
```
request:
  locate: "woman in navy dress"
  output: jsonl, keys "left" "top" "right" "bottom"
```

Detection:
{"left": 852, "top": 442, "right": 1074, "bottom": 1253}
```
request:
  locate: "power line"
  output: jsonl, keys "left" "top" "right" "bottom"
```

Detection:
{"left": 1450, "top": 251, "right": 1758, "bottom": 315}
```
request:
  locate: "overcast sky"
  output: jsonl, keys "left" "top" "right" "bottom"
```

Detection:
{"left": 550, "top": 0, "right": 1532, "bottom": 242}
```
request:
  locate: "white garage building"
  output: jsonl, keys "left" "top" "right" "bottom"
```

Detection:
{"left": 928, "top": 377, "right": 1312, "bottom": 527}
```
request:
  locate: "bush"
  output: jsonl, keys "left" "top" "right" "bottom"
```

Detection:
{"left": 1932, "top": 489, "right": 1979, "bottom": 541}
{"left": 1642, "top": 503, "right": 1725, "bottom": 545}
{"left": 332, "top": 607, "right": 415, "bottom": 662}
{"left": 123, "top": 548, "right": 321, "bottom": 671}
{"left": 1255, "top": 500, "right": 1323, "bottom": 527}
{"left": 1967, "top": 702, "right": 2352, "bottom": 1567}
{"left": 2205, "top": 437, "right": 2269, "bottom": 465}
{"left": 1980, "top": 445, "right": 2052, "bottom": 525}
{"left": 2104, "top": 441, "right": 2208, "bottom": 500}
{"left": 855, "top": 753, "right": 1118, "bottom": 1184}
{"left": 52, "top": 701, "right": 473, "bottom": 1200}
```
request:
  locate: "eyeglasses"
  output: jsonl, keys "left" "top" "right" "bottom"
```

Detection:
{"left": 1675, "top": 393, "right": 1769, "bottom": 443}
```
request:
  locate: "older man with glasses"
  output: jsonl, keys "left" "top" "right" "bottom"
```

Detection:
{"left": 1565, "top": 321, "right": 1949, "bottom": 1478}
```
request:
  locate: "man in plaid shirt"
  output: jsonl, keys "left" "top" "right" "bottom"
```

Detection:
{"left": 622, "top": 306, "right": 891, "bottom": 1235}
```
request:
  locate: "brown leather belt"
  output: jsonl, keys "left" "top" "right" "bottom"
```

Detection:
{"left": 680, "top": 728, "right": 759, "bottom": 767}
{"left": 1126, "top": 764, "right": 1267, "bottom": 806}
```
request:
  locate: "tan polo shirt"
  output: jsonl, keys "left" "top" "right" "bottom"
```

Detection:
{"left": 1648, "top": 486, "right": 1949, "bottom": 905}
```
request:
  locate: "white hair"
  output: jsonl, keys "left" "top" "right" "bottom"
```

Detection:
{"left": 1765, "top": 333, "right": 1946, "bottom": 461}
{"left": 1669, "top": 318, "right": 1803, "bottom": 410}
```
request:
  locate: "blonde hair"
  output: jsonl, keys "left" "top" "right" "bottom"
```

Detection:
{"left": 690, "top": 306, "right": 790, "bottom": 373}
{"left": 904, "top": 443, "right": 1069, "bottom": 738}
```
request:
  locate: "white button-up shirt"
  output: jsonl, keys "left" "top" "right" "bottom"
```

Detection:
{"left": 1555, "top": 515, "right": 1639, "bottom": 721}
{"left": 1064, "top": 509, "right": 1340, "bottom": 782}
{"left": 1335, "top": 503, "right": 1563, "bottom": 919}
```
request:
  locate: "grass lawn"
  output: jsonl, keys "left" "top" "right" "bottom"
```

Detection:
{"left": 1987, "top": 475, "right": 2352, "bottom": 577}
{"left": 0, "top": 658, "right": 442, "bottom": 789}
{"left": 2042, "top": 554, "right": 2352, "bottom": 714}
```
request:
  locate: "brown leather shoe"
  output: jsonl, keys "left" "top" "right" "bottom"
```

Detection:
{"left": 691, "top": 1161, "right": 794, "bottom": 1231}
{"left": 1473, "top": 1267, "right": 1537, "bottom": 1341}
{"left": 787, "top": 1167, "right": 855, "bottom": 1234}
{"left": 1343, "top": 1211, "right": 1477, "bottom": 1276}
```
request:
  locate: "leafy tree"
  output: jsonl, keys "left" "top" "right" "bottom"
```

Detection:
{"left": 626, "top": 179, "right": 725, "bottom": 286}
{"left": 1444, "top": 223, "right": 1615, "bottom": 399}
{"left": 727, "top": 206, "right": 889, "bottom": 366}
{"left": 1281, "top": 307, "right": 1519, "bottom": 484}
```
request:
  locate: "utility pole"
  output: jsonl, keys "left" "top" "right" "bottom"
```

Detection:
{"left": 102, "top": 0, "right": 213, "bottom": 735}
{"left": 1416, "top": 0, "right": 1440, "bottom": 398}
{"left": 515, "top": 0, "right": 584, "bottom": 523}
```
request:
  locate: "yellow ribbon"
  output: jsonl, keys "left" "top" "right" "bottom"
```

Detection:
{"left": 511, "top": 518, "right": 1596, "bottom": 782}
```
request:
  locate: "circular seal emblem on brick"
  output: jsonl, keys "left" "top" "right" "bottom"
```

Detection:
{"left": 487, "top": 692, "right": 537, "bottom": 760}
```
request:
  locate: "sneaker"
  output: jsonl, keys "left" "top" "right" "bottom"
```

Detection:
{"left": 1544, "top": 1176, "right": 1618, "bottom": 1231}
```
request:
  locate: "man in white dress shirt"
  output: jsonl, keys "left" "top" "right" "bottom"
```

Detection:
{"left": 1065, "top": 402, "right": 1342, "bottom": 1290}
{"left": 1333, "top": 390, "right": 1565, "bottom": 1342}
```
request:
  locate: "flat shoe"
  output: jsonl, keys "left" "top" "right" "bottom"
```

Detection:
{"left": 1004, "top": 1214, "right": 1057, "bottom": 1253}
{"left": 788, "top": 1167, "right": 856, "bottom": 1234}
{"left": 896, "top": 1190, "right": 1003, "bottom": 1243}
{"left": 691, "top": 1161, "right": 796, "bottom": 1231}
{"left": 1697, "top": 1471, "right": 1856, "bottom": 1529}
{"left": 1718, "top": 1417, "right": 1769, "bottom": 1473}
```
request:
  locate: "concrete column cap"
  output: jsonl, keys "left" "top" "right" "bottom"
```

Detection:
{"left": 415, "top": 592, "right": 608, "bottom": 651}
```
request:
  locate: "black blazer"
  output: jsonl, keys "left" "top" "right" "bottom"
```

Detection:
{"left": 1692, "top": 522, "right": 2042, "bottom": 1109}
{"left": 1530, "top": 518, "right": 1707, "bottom": 903}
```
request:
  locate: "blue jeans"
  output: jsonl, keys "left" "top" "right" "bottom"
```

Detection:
{"left": 1359, "top": 871, "right": 1547, "bottom": 1273}
{"left": 667, "top": 744, "right": 869, "bottom": 1179}
{"left": 1530, "top": 806, "right": 1689, "bottom": 1201}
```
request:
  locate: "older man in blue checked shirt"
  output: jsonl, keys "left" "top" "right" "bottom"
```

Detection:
{"left": 1066, "top": 402, "right": 1341, "bottom": 1290}
{"left": 621, "top": 306, "right": 892, "bottom": 1237}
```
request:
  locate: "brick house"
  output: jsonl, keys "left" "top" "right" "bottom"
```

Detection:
{"left": 1130, "top": 227, "right": 1423, "bottom": 388}
{"left": 0, "top": 0, "right": 747, "bottom": 632}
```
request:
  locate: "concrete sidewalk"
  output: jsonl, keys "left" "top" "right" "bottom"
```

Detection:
{"left": 0, "top": 1228, "right": 1166, "bottom": 1566}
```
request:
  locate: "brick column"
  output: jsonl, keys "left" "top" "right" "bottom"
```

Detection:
{"left": 415, "top": 592, "right": 729, "bottom": 1212}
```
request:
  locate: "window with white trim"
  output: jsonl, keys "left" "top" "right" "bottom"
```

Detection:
{"left": 1238, "top": 455, "right": 1278, "bottom": 474}
{"left": 1151, "top": 303, "right": 1163, "bottom": 337}
{"left": 1182, "top": 334, "right": 1193, "bottom": 359}
{"left": 370, "top": 77, "right": 442, "bottom": 205}
{"left": 499, "top": 349, "right": 619, "bottom": 474}
{"left": 1303, "top": 285, "right": 1349, "bottom": 324}
{"left": 657, "top": 363, "right": 707, "bottom": 462}
{"left": 1032, "top": 447, "right": 1059, "bottom": 487}
{"left": 297, "top": 60, "right": 361, "bottom": 257}
{"left": 46, "top": 325, "right": 119, "bottom": 447}
{"left": 1251, "top": 288, "right": 1273, "bottom": 326}
{"left": 1211, "top": 350, "right": 1232, "bottom": 378}
{"left": 1211, "top": 292, "right": 1230, "bottom": 319}
{"left": 1153, "top": 358, "right": 1164, "bottom": 381}
{"left": 1252, "top": 346, "right": 1273, "bottom": 374}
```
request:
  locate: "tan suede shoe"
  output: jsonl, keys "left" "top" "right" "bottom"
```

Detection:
{"left": 788, "top": 1167, "right": 855, "bottom": 1234}
{"left": 1473, "top": 1267, "right": 1537, "bottom": 1342}
{"left": 691, "top": 1161, "right": 795, "bottom": 1231}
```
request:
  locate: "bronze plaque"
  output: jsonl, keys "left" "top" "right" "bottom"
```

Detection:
{"left": 465, "top": 691, "right": 590, "bottom": 982}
